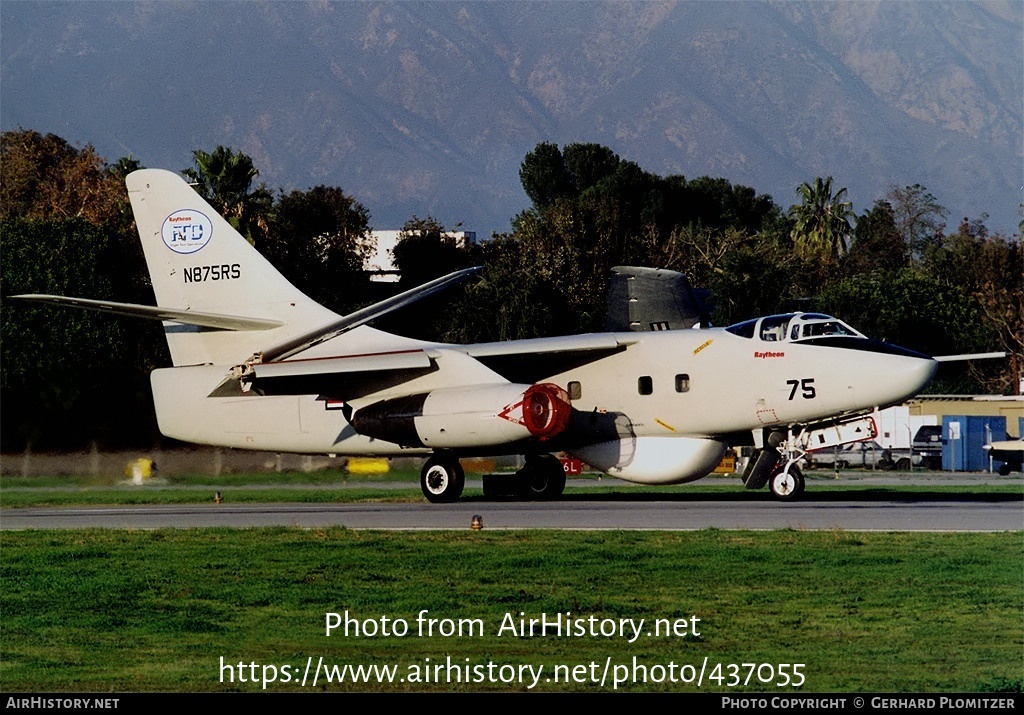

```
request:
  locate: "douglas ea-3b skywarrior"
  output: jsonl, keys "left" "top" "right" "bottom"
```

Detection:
{"left": 18, "top": 169, "right": 983, "bottom": 502}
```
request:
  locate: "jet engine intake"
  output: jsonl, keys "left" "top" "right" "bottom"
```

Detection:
{"left": 519, "top": 383, "right": 572, "bottom": 438}
{"left": 351, "top": 382, "right": 571, "bottom": 449}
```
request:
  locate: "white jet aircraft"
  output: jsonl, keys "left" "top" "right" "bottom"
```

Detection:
{"left": 17, "top": 169, "right": 945, "bottom": 502}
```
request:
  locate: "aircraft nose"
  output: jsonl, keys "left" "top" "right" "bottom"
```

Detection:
{"left": 894, "top": 354, "right": 938, "bottom": 401}
{"left": 852, "top": 339, "right": 938, "bottom": 403}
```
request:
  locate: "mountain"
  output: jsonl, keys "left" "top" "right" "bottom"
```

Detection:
{"left": 2, "top": 1, "right": 1020, "bottom": 235}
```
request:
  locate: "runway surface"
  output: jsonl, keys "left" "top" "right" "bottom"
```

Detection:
{"left": 3, "top": 483, "right": 1021, "bottom": 532}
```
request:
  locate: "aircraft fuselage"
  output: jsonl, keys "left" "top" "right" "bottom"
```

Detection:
{"left": 150, "top": 322, "right": 936, "bottom": 485}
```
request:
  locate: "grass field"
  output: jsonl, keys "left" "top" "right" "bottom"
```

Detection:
{"left": 2, "top": 527, "right": 1021, "bottom": 693}
{"left": 2, "top": 471, "right": 1021, "bottom": 693}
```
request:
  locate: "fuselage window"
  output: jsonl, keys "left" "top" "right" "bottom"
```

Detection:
{"left": 568, "top": 381, "right": 582, "bottom": 400}
{"left": 675, "top": 374, "right": 690, "bottom": 392}
{"left": 638, "top": 376, "right": 653, "bottom": 395}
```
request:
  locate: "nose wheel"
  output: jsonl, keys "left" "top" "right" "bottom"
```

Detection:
{"left": 769, "top": 465, "right": 805, "bottom": 501}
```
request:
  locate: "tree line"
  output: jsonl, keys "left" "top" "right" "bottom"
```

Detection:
{"left": 1, "top": 129, "right": 1020, "bottom": 451}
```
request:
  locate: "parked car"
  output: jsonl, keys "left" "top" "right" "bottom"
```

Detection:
{"left": 806, "top": 440, "right": 919, "bottom": 470}
{"left": 911, "top": 425, "right": 944, "bottom": 470}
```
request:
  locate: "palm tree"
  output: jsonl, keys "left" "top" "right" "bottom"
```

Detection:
{"left": 108, "top": 155, "right": 142, "bottom": 180}
{"left": 789, "top": 176, "right": 854, "bottom": 261}
{"left": 183, "top": 146, "right": 271, "bottom": 244}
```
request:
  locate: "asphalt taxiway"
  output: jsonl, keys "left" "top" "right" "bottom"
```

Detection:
{"left": 2, "top": 474, "right": 1021, "bottom": 531}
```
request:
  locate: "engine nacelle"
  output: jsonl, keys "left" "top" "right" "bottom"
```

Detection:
{"left": 571, "top": 436, "right": 727, "bottom": 485}
{"left": 351, "top": 382, "right": 571, "bottom": 449}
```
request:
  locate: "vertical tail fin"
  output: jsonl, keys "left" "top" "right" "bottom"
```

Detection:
{"left": 126, "top": 169, "right": 339, "bottom": 366}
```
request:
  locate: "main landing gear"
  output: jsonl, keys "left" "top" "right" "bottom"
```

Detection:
{"left": 514, "top": 454, "right": 567, "bottom": 500}
{"left": 420, "top": 455, "right": 465, "bottom": 503}
{"left": 419, "top": 453, "right": 567, "bottom": 503}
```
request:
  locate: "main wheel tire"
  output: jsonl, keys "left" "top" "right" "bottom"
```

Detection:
{"left": 518, "top": 455, "right": 567, "bottom": 500}
{"left": 895, "top": 457, "right": 911, "bottom": 471}
{"left": 769, "top": 466, "right": 805, "bottom": 501}
{"left": 420, "top": 456, "right": 465, "bottom": 503}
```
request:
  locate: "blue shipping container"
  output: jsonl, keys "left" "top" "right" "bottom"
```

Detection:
{"left": 942, "top": 416, "right": 1008, "bottom": 471}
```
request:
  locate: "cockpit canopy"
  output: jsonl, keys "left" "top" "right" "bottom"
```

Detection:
{"left": 725, "top": 312, "right": 866, "bottom": 343}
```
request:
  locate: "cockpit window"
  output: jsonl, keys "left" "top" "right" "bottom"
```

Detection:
{"left": 802, "top": 321, "right": 857, "bottom": 338}
{"left": 759, "top": 314, "right": 793, "bottom": 342}
{"left": 727, "top": 312, "right": 864, "bottom": 342}
{"left": 725, "top": 319, "right": 757, "bottom": 339}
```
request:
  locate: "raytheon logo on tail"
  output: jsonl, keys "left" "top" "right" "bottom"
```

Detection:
{"left": 162, "top": 210, "right": 213, "bottom": 254}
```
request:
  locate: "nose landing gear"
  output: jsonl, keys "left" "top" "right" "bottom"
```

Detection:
{"left": 768, "top": 465, "right": 805, "bottom": 500}
{"left": 744, "top": 429, "right": 807, "bottom": 501}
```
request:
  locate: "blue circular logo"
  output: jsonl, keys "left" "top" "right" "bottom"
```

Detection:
{"left": 161, "top": 210, "right": 213, "bottom": 254}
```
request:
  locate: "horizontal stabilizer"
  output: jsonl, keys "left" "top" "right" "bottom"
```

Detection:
{"left": 11, "top": 294, "right": 283, "bottom": 331}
